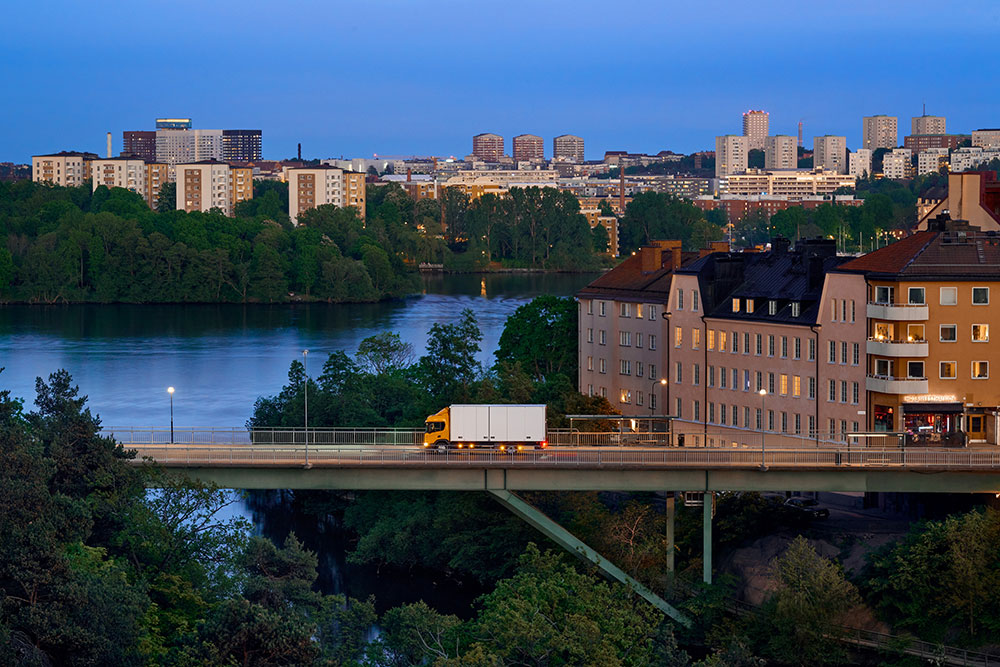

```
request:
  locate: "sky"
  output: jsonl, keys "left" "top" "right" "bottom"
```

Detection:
{"left": 2, "top": 0, "right": 998, "bottom": 163}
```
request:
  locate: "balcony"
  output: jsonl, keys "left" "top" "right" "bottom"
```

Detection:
{"left": 866, "top": 375, "right": 928, "bottom": 395}
{"left": 866, "top": 302, "right": 928, "bottom": 321}
{"left": 866, "top": 338, "right": 929, "bottom": 357}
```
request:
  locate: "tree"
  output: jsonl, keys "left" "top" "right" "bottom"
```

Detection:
{"left": 356, "top": 332, "right": 414, "bottom": 375}
{"left": 592, "top": 222, "right": 610, "bottom": 254}
{"left": 417, "top": 308, "right": 483, "bottom": 402}
{"left": 156, "top": 182, "right": 176, "bottom": 213}
{"left": 495, "top": 295, "right": 577, "bottom": 383}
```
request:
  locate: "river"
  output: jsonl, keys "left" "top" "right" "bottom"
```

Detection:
{"left": 0, "top": 272, "right": 597, "bottom": 616}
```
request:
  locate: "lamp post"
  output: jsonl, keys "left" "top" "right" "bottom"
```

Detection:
{"left": 650, "top": 378, "right": 667, "bottom": 415}
{"left": 167, "top": 386, "right": 175, "bottom": 444}
{"left": 758, "top": 388, "right": 767, "bottom": 470}
{"left": 303, "top": 349, "right": 309, "bottom": 467}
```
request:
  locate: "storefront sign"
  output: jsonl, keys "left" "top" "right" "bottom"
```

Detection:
{"left": 903, "top": 394, "right": 957, "bottom": 404}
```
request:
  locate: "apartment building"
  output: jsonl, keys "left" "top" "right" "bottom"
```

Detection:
{"left": 950, "top": 147, "right": 1000, "bottom": 173}
{"left": 175, "top": 160, "right": 253, "bottom": 216}
{"left": 286, "top": 165, "right": 366, "bottom": 223}
{"left": 835, "top": 219, "right": 1000, "bottom": 444}
{"left": 580, "top": 207, "right": 620, "bottom": 256}
{"left": 122, "top": 131, "right": 157, "bottom": 161}
{"left": 669, "top": 238, "right": 866, "bottom": 446}
{"left": 742, "top": 110, "right": 769, "bottom": 151}
{"left": 813, "top": 136, "right": 847, "bottom": 174}
{"left": 882, "top": 148, "right": 914, "bottom": 180}
{"left": 472, "top": 133, "right": 504, "bottom": 162}
{"left": 862, "top": 115, "right": 898, "bottom": 151}
{"left": 91, "top": 157, "right": 169, "bottom": 209}
{"left": 764, "top": 135, "right": 797, "bottom": 170}
{"left": 222, "top": 130, "right": 262, "bottom": 162}
{"left": 917, "top": 172, "right": 1000, "bottom": 231}
{"left": 912, "top": 115, "right": 946, "bottom": 136}
{"left": 721, "top": 169, "right": 856, "bottom": 197}
{"left": 904, "top": 134, "right": 962, "bottom": 153}
{"left": 917, "top": 148, "right": 949, "bottom": 176}
{"left": 849, "top": 149, "right": 872, "bottom": 179}
{"left": 692, "top": 195, "right": 861, "bottom": 224}
{"left": 972, "top": 129, "right": 1000, "bottom": 149}
{"left": 553, "top": 134, "right": 584, "bottom": 163}
{"left": 31, "top": 151, "right": 98, "bottom": 187}
{"left": 577, "top": 241, "right": 704, "bottom": 408}
{"left": 512, "top": 134, "right": 543, "bottom": 162}
{"left": 715, "top": 135, "right": 748, "bottom": 178}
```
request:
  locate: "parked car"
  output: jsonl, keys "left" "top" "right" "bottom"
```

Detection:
{"left": 783, "top": 496, "right": 830, "bottom": 519}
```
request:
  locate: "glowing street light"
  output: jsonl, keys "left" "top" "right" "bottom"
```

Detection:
{"left": 167, "top": 386, "right": 175, "bottom": 444}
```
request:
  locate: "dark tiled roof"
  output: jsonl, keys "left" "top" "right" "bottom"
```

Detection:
{"left": 835, "top": 232, "right": 936, "bottom": 274}
{"left": 577, "top": 248, "right": 698, "bottom": 302}
{"left": 836, "top": 226, "right": 1000, "bottom": 279}
{"left": 34, "top": 151, "right": 100, "bottom": 158}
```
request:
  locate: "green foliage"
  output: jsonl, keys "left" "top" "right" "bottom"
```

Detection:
{"left": 495, "top": 295, "right": 577, "bottom": 382}
{"left": 619, "top": 192, "right": 722, "bottom": 253}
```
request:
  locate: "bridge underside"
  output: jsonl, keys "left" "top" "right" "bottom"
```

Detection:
{"left": 157, "top": 465, "right": 1000, "bottom": 494}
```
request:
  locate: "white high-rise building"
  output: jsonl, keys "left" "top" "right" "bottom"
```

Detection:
{"left": 715, "top": 135, "right": 748, "bottom": 179}
{"left": 742, "top": 110, "right": 769, "bottom": 151}
{"left": 31, "top": 151, "right": 97, "bottom": 187}
{"left": 912, "top": 115, "right": 946, "bottom": 135}
{"left": 848, "top": 149, "right": 872, "bottom": 179}
{"left": 882, "top": 148, "right": 913, "bottom": 180}
{"left": 917, "top": 148, "right": 949, "bottom": 176}
{"left": 764, "top": 135, "right": 797, "bottom": 170}
{"left": 972, "top": 129, "right": 1000, "bottom": 149}
{"left": 862, "top": 115, "right": 898, "bottom": 150}
{"left": 813, "top": 135, "right": 847, "bottom": 174}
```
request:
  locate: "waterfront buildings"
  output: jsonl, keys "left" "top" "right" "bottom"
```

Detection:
{"left": 764, "top": 136, "right": 797, "bottom": 170}
{"left": 715, "top": 135, "right": 748, "bottom": 178}
{"left": 553, "top": 134, "right": 584, "bottom": 163}
{"left": 813, "top": 136, "right": 847, "bottom": 175}
{"left": 742, "top": 110, "right": 769, "bottom": 151}
{"left": 91, "top": 157, "right": 169, "bottom": 209}
{"left": 472, "top": 133, "right": 504, "bottom": 162}
{"left": 31, "top": 151, "right": 98, "bottom": 187}
{"left": 862, "top": 115, "right": 898, "bottom": 151}
{"left": 285, "top": 165, "right": 366, "bottom": 223}
{"left": 512, "top": 134, "right": 544, "bottom": 162}
{"left": 175, "top": 160, "right": 253, "bottom": 216}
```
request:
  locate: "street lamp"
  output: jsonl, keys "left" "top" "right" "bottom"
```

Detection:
{"left": 167, "top": 386, "right": 175, "bottom": 444}
{"left": 650, "top": 378, "right": 668, "bottom": 415}
{"left": 758, "top": 389, "right": 767, "bottom": 470}
{"left": 302, "top": 350, "right": 309, "bottom": 468}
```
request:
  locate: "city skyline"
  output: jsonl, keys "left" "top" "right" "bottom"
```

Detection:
{"left": 3, "top": 0, "right": 998, "bottom": 162}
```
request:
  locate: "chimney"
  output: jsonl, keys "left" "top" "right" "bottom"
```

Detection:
{"left": 297, "top": 143, "right": 302, "bottom": 161}
{"left": 106, "top": 132, "right": 112, "bottom": 158}
{"left": 619, "top": 167, "right": 625, "bottom": 213}
{"left": 640, "top": 246, "right": 663, "bottom": 273}
{"left": 407, "top": 168, "right": 412, "bottom": 182}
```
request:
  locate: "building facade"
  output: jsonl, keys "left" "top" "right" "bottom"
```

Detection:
{"left": 91, "top": 157, "right": 169, "bottom": 209}
{"left": 286, "top": 166, "right": 366, "bottom": 223}
{"left": 917, "top": 148, "right": 949, "bottom": 176}
{"left": 721, "top": 169, "right": 855, "bottom": 197}
{"left": 31, "top": 151, "right": 97, "bottom": 187}
{"left": 862, "top": 115, "right": 898, "bottom": 151}
{"left": 175, "top": 160, "right": 252, "bottom": 216}
{"left": 553, "top": 134, "right": 584, "bottom": 162}
{"left": 512, "top": 134, "right": 543, "bottom": 162}
{"left": 122, "top": 131, "right": 157, "bottom": 161}
{"left": 742, "top": 110, "right": 769, "bottom": 151}
{"left": 692, "top": 195, "right": 861, "bottom": 224}
{"left": 764, "top": 135, "right": 797, "bottom": 170}
{"left": 222, "top": 130, "right": 262, "bottom": 162}
{"left": 715, "top": 135, "right": 748, "bottom": 178}
{"left": 813, "top": 135, "right": 847, "bottom": 174}
{"left": 917, "top": 172, "right": 1000, "bottom": 231}
{"left": 903, "top": 134, "right": 963, "bottom": 153}
{"left": 849, "top": 149, "right": 873, "bottom": 179}
{"left": 912, "top": 115, "right": 946, "bottom": 136}
{"left": 472, "top": 133, "right": 504, "bottom": 162}
{"left": 972, "top": 129, "right": 1000, "bottom": 148}
{"left": 882, "top": 148, "right": 914, "bottom": 180}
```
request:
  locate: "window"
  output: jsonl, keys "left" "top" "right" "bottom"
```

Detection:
{"left": 972, "top": 324, "right": 989, "bottom": 342}
{"left": 940, "top": 286, "right": 957, "bottom": 305}
{"left": 875, "top": 359, "right": 893, "bottom": 376}
{"left": 675, "top": 362, "right": 682, "bottom": 383}
{"left": 768, "top": 410, "right": 774, "bottom": 431}
{"left": 794, "top": 337, "right": 801, "bottom": 360}
{"left": 650, "top": 393, "right": 656, "bottom": 409}
{"left": 841, "top": 300, "right": 847, "bottom": 322}
{"left": 744, "top": 369, "right": 751, "bottom": 392}
{"left": 732, "top": 331, "right": 739, "bottom": 353}
{"left": 828, "top": 340, "right": 837, "bottom": 363}
{"left": 779, "top": 374, "right": 788, "bottom": 395}
{"left": 720, "top": 404, "right": 727, "bottom": 425}
{"left": 755, "top": 334, "right": 762, "bottom": 356}
{"left": 675, "top": 326, "right": 683, "bottom": 347}
{"left": 587, "top": 328, "right": 593, "bottom": 343}
{"left": 587, "top": 356, "right": 593, "bottom": 371}
{"left": 693, "top": 400, "right": 700, "bottom": 421}
{"left": 599, "top": 359, "right": 607, "bottom": 374}
{"left": 940, "top": 324, "right": 957, "bottom": 342}
{"left": 719, "top": 367, "right": 727, "bottom": 388}
{"left": 808, "top": 338, "right": 816, "bottom": 361}
{"left": 755, "top": 371, "right": 763, "bottom": 391}
{"left": 708, "top": 366, "right": 715, "bottom": 387}
{"left": 875, "top": 286, "right": 894, "bottom": 304}
{"left": 829, "top": 419, "right": 837, "bottom": 438}
{"left": 831, "top": 299, "right": 838, "bottom": 321}
{"left": 677, "top": 289, "right": 684, "bottom": 310}
{"left": 620, "top": 302, "right": 631, "bottom": 317}
{"left": 793, "top": 375, "right": 801, "bottom": 397}
{"left": 637, "top": 391, "right": 643, "bottom": 406}
{"left": 841, "top": 341, "right": 848, "bottom": 365}
{"left": 744, "top": 332, "right": 750, "bottom": 354}
{"left": 649, "top": 335, "right": 657, "bottom": 350}
{"left": 781, "top": 336, "right": 788, "bottom": 358}
{"left": 852, "top": 382, "right": 859, "bottom": 404}
{"left": 828, "top": 380, "right": 836, "bottom": 401}
{"left": 908, "top": 287, "right": 925, "bottom": 305}
{"left": 755, "top": 408, "right": 762, "bottom": 430}
{"left": 809, "top": 415, "right": 816, "bottom": 436}
{"left": 852, "top": 343, "right": 860, "bottom": 366}
{"left": 692, "top": 290, "right": 700, "bottom": 311}
{"left": 719, "top": 330, "right": 727, "bottom": 352}
{"left": 635, "top": 304, "right": 643, "bottom": 319}
{"left": 907, "top": 324, "right": 924, "bottom": 342}
{"left": 599, "top": 301, "right": 606, "bottom": 316}
{"left": 588, "top": 384, "right": 593, "bottom": 396}
{"left": 768, "top": 335, "right": 775, "bottom": 357}
{"left": 973, "top": 361, "right": 989, "bottom": 379}
{"left": 769, "top": 300, "right": 777, "bottom": 315}
{"left": 708, "top": 329, "right": 715, "bottom": 351}
{"left": 692, "top": 329, "right": 701, "bottom": 349}
{"left": 940, "top": 361, "right": 957, "bottom": 379}
{"left": 731, "top": 297, "right": 739, "bottom": 312}
{"left": 586, "top": 300, "right": 593, "bottom": 315}
{"left": 636, "top": 362, "right": 644, "bottom": 377}
{"left": 620, "top": 360, "right": 631, "bottom": 375}
{"left": 732, "top": 368, "right": 738, "bottom": 389}
{"left": 650, "top": 364, "right": 657, "bottom": 380}
{"left": 619, "top": 331, "right": 632, "bottom": 346}
{"left": 599, "top": 330, "right": 606, "bottom": 345}
{"left": 746, "top": 299, "right": 754, "bottom": 312}
{"left": 850, "top": 300, "right": 856, "bottom": 322}
{"left": 841, "top": 381, "right": 848, "bottom": 403}
{"left": 675, "top": 397, "right": 682, "bottom": 419}
{"left": 795, "top": 414, "right": 801, "bottom": 435}
{"left": 791, "top": 302, "right": 801, "bottom": 317}
{"left": 744, "top": 406, "right": 751, "bottom": 428}
{"left": 620, "top": 390, "right": 631, "bottom": 404}
{"left": 636, "top": 333, "right": 643, "bottom": 348}
{"left": 781, "top": 412, "right": 788, "bottom": 433}
{"left": 973, "top": 287, "right": 989, "bottom": 305}
{"left": 648, "top": 305, "right": 656, "bottom": 321}
{"left": 708, "top": 402, "right": 715, "bottom": 423}
{"left": 693, "top": 364, "right": 700, "bottom": 385}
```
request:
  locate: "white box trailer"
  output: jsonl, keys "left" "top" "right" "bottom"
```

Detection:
{"left": 423, "top": 404, "right": 547, "bottom": 450}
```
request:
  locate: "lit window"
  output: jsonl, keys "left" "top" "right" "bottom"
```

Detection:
{"left": 732, "top": 297, "right": 739, "bottom": 312}
{"left": 972, "top": 324, "right": 989, "bottom": 342}
{"left": 973, "top": 361, "right": 989, "bottom": 379}
{"left": 940, "top": 361, "right": 957, "bottom": 379}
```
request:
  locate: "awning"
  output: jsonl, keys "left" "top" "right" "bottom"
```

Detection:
{"left": 902, "top": 402, "right": 963, "bottom": 414}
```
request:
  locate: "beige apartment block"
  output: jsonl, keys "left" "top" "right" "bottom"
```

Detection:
{"left": 32, "top": 151, "right": 98, "bottom": 187}
{"left": 972, "top": 129, "right": 1000, "bottom": 149}
{"left": 512, "top": 134, "right": 544, "bottom": 162}
{"left": 175, "top": 160, "right": 253, "bottom": 216}
{"left": 715, "top": 135, "right": 748, "bottom": 178}
{"left": 912, "top": 115, "right": 945, "bottom": 136}
{"left": 91, "top": 157, "right": 170, "bottom": 209}
{"left": 472, "top": 133, "right": 504, "bottom": 162}
{"left": 764, "top": 135, "right": 797, "bottom": 170}
{"left": 553, "top": 134, "right": 584, "bottom": 162}
{"left": 813, "top": 135, "right": 847, "bottom": 174}
{"left": 286, "top": 166, "right": 367, "bottom": 223}
{"left": 742, "top": 110, "right": 769, "bottom": 151}
{"left": 721, "top": 169, "right": 855, "bottom": 197}
{"left": 862, "top": 115, "right": 898, "bottom": 150}
{"left": 882, "top": 148, "right": 913, "bottom": 180}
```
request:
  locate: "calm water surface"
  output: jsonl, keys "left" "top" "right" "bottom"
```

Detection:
{"left": 0, "top": 272, "right": 596, "bottom": 426}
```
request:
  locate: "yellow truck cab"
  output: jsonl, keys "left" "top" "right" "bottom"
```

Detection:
{"left": 423, "top": 407, "right": 450, "bottom": 448}
{"left": 423, "top": 404, "right": 547, "bottom": 451}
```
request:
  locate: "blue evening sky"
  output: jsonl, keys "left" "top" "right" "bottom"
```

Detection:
{"left": 2, "top": 0, "right": 997, "bottom": 162}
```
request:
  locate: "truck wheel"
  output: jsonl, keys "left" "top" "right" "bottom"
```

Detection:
{"left": 434, "top": 440, "right": 450, "bottom": 452}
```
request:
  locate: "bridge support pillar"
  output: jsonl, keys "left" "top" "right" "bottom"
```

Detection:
{"left": 486, "top": 489, "right": 691, "bottom": 627}
{"left": 703, "top": 492, "right": 713, "bottom": 585}
{"left": 665, "top": 492, "right": 675, "bottom": 573}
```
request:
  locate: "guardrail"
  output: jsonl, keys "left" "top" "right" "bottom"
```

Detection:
{"left": 119, "top": 444, "right": 1000, "bottom": 469}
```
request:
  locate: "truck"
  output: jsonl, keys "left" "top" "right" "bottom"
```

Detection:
{"left": 423, "top": 404, "right": 547, "bottom": 451}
